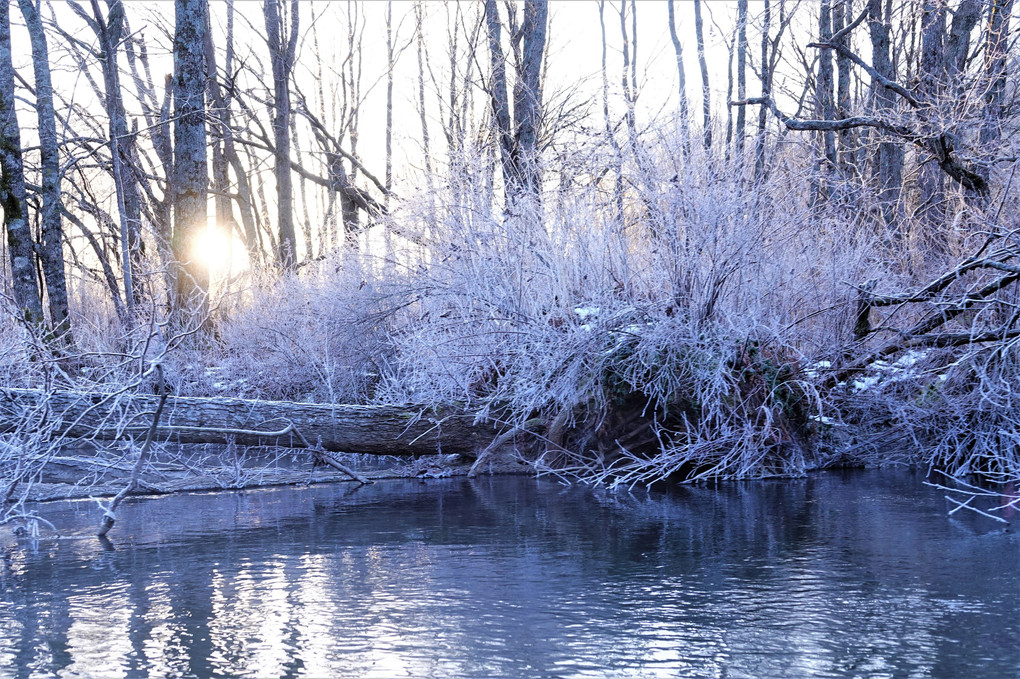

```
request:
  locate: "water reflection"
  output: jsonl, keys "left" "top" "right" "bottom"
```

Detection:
{"left": 1, "top": 471, "right": 1019, "bottom": 678}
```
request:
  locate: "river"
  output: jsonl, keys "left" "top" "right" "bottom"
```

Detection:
{"left": 1, "top": 470, "right": 1018, "bottom": 678}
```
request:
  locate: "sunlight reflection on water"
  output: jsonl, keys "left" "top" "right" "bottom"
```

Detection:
{"left": 2, "top": 472, "right": 1019, "bottom": 678}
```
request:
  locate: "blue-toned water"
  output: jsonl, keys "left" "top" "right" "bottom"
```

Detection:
{"left": 1, "top": 471, "right": 1018, "bottom": 678}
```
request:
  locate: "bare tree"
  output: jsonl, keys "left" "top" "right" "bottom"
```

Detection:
{"left": 693, "top": 0, "right": 713, "bottom": 149}
{"left": 754, "top": 0, "right": 772, "bottom": 180}
{"left": 385, "top": 0, "right": 394, "bottom": 202}
{"left": 916, "top": 0, "right": 946, "bottom": 240}
{"left": 173, "top": 0, "right": 209, "bottom": 310}
{"left": 667, "top": 0, "right": 690, "bottom": 134}
{"left": 980, "top": 0, "right": 1014, "bottom": 150}
{"left": 868, "top": 0, "right": 903, "bottom": 231}
{"left": 816, "top": 0, "right": 837, "bottom": 171}
{"left": 0, "top": 0, "right": 42, "bottom": 325}
{"left": 599, "top": 0, "right": 624, "bottom": 219}
{"left": 62, "top": 0, "right": 145, "bottom": 313}
{"left": 216, "top": 0, "right": 261, "bottom": 264}
{"left": 735, "top": 0, "right": 749, "bottom": 156}
{"left": 204, "top": 6, "right": 234, "bottom": 256}
{"left": 483, "top": 0, "right": 549, "bottom": 207}
{"left": 18, "top": 0, "right": 70, "bottom": 336}
{"left": 264, "top": 0, "right": 299, "bottom": 268}
{"left": 832, "top": 0, "right": 855, "bottom": 178}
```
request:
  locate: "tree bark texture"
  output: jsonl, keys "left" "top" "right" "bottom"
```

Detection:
{"left": 868, "top": 0, "right": 903, "bottom": 231}
{"left": 173, "top": 0, "right": 209, "bottom": 309}
{"left": 980, "top": 0, "right": 1013, "bottom": 149}
{"left": 917, "top": 0, "right": 946, "bottom": 239}
{"left": 515, "top": 0, "right": 548, "bottom": 199}
{"left": 484, "top": 0, "right": 548, "bottom": 207}
{"left": 18, "top": 0, "right": 70, "bottom": 337}
{"left": 0, "top": 0, "right": 42, "bottom": 325}
{"left": 816, "top": 0, "right": 837, "bottom": 168}
{"left": 833, "top": 0, "right": 854, "bottom": 176}
{"left": 264, "top": 0, "right": 299, "bottom": 269}
{"left": 0, "top": 389, "right": 496, "bottom": 457}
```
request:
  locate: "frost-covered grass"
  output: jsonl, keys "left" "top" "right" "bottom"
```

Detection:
{"left": 4, "top": 138, "right": 1020, "bottom": 494}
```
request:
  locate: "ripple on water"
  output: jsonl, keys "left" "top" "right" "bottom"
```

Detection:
{"left": 1, "top": 472, "right": 1019, "bottom": 678}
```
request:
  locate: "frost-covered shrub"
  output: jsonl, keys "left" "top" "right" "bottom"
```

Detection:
{"left": 195, "top": 255, "right": 397, "bottom": 402}
{"left": 370, "top": 140, "right": 873, "bottom": 483}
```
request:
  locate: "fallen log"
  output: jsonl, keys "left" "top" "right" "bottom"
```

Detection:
{"left": 0, "top": 388, "right": 495, "bottom": 456}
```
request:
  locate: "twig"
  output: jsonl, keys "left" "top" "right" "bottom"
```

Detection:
{"left": 96, "top": 364, "right": 167, "bottom": 538}
{"left": 292, "top": 426, "right": 371, "bottom": 485}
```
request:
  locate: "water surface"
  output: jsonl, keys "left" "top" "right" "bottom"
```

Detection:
{"left": 2, "top": 471, "right": 1018, "bottom": 678}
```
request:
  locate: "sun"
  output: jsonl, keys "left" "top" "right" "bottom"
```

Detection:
{"left": 191, "top": 224, "right": 248, "bottom": 277}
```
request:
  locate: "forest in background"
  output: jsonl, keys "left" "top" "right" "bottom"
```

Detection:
{"left": 1, "top": 0, "right": 1018, "bottom": 526}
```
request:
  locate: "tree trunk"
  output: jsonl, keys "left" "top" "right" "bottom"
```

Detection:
{"left": 385, "top": 0, "right": 394, "bottom": 203}
{"left": 0, "top": 0, "right": 43, "bottom": 325}
{"left": 222, "top": 0, "right": 260, "bottom": 264}
{"left": 620, "top": 0, "right": 643, "bottom": 171}
{"left": 598, "top": 0, "right": 624, "bottom": 221}
{"left": 754, "top": 0, "right": 771, "bottom": 180}
{"left": 816, "top": 0, "right": 837, "bottom": 168}
{"left": 917, "top": 0, "right": 946, "bottom": 244}
{"left": 484, "top": 0, "right": 548, "bottom": 208}
{"left": 868, "top": 0, "right": 903, "bottom": 233}
{"left": 979, "top": 0, "right": 1013, "bottom": 150}
{"left": 693, "top": 0, "right": 713, "bottom": 149}
{"left": 203, "top": 7, "right": 235, "bottom": 256}
{"left": 415, "top": 2, "right": 434, "bottom": 188}
{"left": 735, "top": 0, "right": 748, "bottom": 156}
{"left": 484, "top": 0, "right": 515, "bottom": 204}
{"left": 94, "top": 0, "right": 143, "bottom": 313}
{"left": 17, "top": 0, "right": 69, "bottom": 337}
{"left": 172, "top": 0, "right": 209, "bottom": 313}
{"left": 0, "top": 389, "right": 496, "bottom": 457}
{"left": 264, "top": 0, "right": 299, "bottom": 269}
{"left": 946, "top": 0, "right": 982, "bottom": 78}
{"left": 666, "top": 0, "right": 690, "bottom": 145}
{"left": 515, "top": 0, "right": 548, "bottom": 200}
{"left": 833, "top": 0, "right": 854, "bottom": 178}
